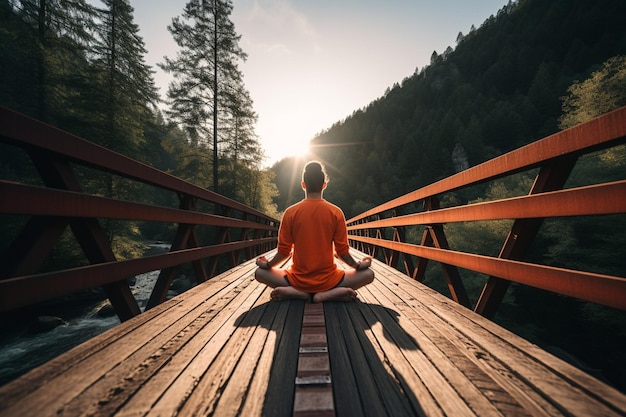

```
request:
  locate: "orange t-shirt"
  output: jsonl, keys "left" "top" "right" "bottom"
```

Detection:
{"left": 277, "top": 198, "right": 349, "bottom": 293}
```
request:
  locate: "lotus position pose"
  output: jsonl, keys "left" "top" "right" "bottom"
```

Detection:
{"left": 255, "top": 161, "right": 375, "bottom": 303}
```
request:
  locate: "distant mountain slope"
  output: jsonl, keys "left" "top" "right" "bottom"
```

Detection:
{"left": 272, "top": 0, "right": 626, "bottom": 217}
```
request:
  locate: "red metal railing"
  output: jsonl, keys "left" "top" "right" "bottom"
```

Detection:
{"left": 0, "top": 107, "right": 279, "bottom": 321}
{"left": 2, "top": 106, "right": 626, "bottom": 323}
{"left": 347, "top": 106, "right": 626, "bottom": 318}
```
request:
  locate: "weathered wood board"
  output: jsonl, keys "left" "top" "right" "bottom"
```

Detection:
{"left": 1, "top": 250, "right": 624, "bottom": 416}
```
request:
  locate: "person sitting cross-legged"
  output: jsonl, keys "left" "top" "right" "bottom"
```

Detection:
{"left": 254, "top": 160, "right": 374, "bottom": 303}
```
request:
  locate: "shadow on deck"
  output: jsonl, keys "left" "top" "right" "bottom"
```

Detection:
{"left": 1, "top": 250, "right": 625, "bottom": 417}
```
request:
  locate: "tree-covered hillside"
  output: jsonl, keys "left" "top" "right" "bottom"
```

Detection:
{"left": 270, "top": 0, "right": 626, "bottom": 392}
{"left": 272, "top": 0, "right": 626, "bottom": 217}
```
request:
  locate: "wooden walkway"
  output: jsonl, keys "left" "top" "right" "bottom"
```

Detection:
{"left": 1, "top": 250, "right": 625, "bottom": 417}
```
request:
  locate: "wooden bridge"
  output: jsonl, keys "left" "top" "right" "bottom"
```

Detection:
{"left": 1, "top": 106, "right": 626, "bottom": 416}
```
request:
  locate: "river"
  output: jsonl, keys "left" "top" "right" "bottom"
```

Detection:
{"left": 0, "top": 242, "right": 170, "bottom": 386}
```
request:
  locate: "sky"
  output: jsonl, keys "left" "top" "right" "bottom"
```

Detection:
{"left": 131, "top": 0, "right": 507, "bottom": 166}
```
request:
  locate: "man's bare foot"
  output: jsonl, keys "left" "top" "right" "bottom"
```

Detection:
{"left": 270, "top": 286, "right": 309, "bottom": 301}
{"left": 312, "top": 287, "right": 357, "bottom": 303}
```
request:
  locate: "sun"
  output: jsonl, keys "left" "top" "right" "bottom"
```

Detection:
{"left": 290, "top": 138, "right": 311, "bottom": 158}
{"left": 260, "top": 122, "right": 313, "bottom": 163}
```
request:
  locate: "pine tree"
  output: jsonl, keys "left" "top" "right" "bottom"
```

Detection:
{"left": 89, "top": 0, "right": 159, "bottom": 249}
{"left": 220, "top": 80, "right": 263, "bottom": 201}
{"left": 93, "top": 0, "right": 158, "bottom": 157}
{"left": 7, "top": 0, "right": 98, "bottom": 121}
{"left": 159, "top": 0, "right": 248, "bottom": 193}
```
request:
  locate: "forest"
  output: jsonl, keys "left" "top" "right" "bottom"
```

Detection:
{"left": 0, "top": 0, "right": 281, "bottom": 259}
{"left": 0, "top": 0, "right": 280, "bottom": 213}
{"left": 270, "top": 0, "right": 626, "bottom": 392}
{"left": 1, "top": 0, "right": 626, "bottom": 392}
{"left": 273, "top": 0, "right": 626, "bottom": 216}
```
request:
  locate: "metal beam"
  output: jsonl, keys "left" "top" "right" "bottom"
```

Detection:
{"left": 350, "top": 235, "right": 626, "bottom": 311}
{"left": 0, "top": 238, "right": 276, "bottom": 312}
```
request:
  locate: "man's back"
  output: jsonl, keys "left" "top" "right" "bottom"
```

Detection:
{"left": 253, "top": 160, "right": 374, "bottom": 302}
{"left": 279, "top": 198, "right": 348, "bottom": 292}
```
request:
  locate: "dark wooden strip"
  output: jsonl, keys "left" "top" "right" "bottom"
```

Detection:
{"left": 261, "top": 300, "right": 304, "bottom": 417}
{"left": 326, "top": 301, "right": 393, "bottom": 417}
{"left": 216, "top": 296, "right": 291, "bottom": 416}
{"left": 294, "top": 386, "right": 334, "bottom": 417}
{"left": 324, "top": 302, "right": 366, "bottom": 417}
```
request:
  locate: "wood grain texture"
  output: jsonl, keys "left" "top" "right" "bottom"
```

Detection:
{"left": 1, "top": 250, "right": 625, "bottom": 416}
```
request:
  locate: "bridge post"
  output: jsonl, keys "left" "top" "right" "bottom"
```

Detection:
{"left": 417, "top": 197, "right": 471, "bottom": 308}
{"left": 475, "top": 156, "right": 578, "bottom": 318}
{"left": 387, "top": 207, "right": 417, "bottom": 278}
{"left": 146, "top": 195, "right": 207, "bottom": 310}
{"left": 27, "top": 151, "right": 140, "bottom": 321}
{"left": 0, "top": 216, "right": 67, "bottom": 279}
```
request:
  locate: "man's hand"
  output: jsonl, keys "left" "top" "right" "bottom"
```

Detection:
{"left": 357, "top": 256, "right": 372, "bottom": 270}
{"left": 256, "top": 256, "right": 270, "bottom": 269}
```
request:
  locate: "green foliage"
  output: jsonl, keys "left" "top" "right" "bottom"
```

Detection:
{"left": 231, "top": 167, "right": 280, "bottom": 218}
{"left": 270, "top": 0, "right": 626, "bottom": 390}
{"left": 269, "top": 157, "right": 308, "bottom": 211}
{"left": 1, "top": 0, "right": 100, "bottom": 122}
{"left": 1, "top": 0, "right": 626, "bottom": 391}
{"left": 111, "top": 233, "right": 149, "bottom": 261}
{"left": 159, "top": 0, "right": 261, "bottom": 194}
{"left": 91, "top": 0, "right": 158, "bottom": 156}
{"left": 275, "top": 0, "right": 626, "bottom": 220}
{"left": 0, "top": 0, "right": 278, "bottom": 284}
{"left": 40, "top": 228, "right": 89, "bottom": 271}
{"left": 560, "top": 55, "right": 626, "bottom": 128}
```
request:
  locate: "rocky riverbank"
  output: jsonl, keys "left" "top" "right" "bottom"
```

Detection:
{"left": 0, "top": 242, "right": 183, "bottom": 386}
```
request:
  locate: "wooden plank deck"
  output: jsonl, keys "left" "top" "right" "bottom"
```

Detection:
{"left": 1, "top": 249, "right": 625, "bottom": 417}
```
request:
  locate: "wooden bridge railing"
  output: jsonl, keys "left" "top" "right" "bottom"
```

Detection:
{"left": 347, "top": 106, "right": 626, "bottom": 318}
{"left": 0, "top": 107, "right": 279, "bottom": 321}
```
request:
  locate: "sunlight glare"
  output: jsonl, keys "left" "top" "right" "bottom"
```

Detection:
{"left": 281, "top": 137, "right": 310, "bottom": 159}
{"left": 286, "top": 140, "right": 309, "bottom": 158}
{"left": 259, "top": 114, "right": 315, "bottom": 165}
